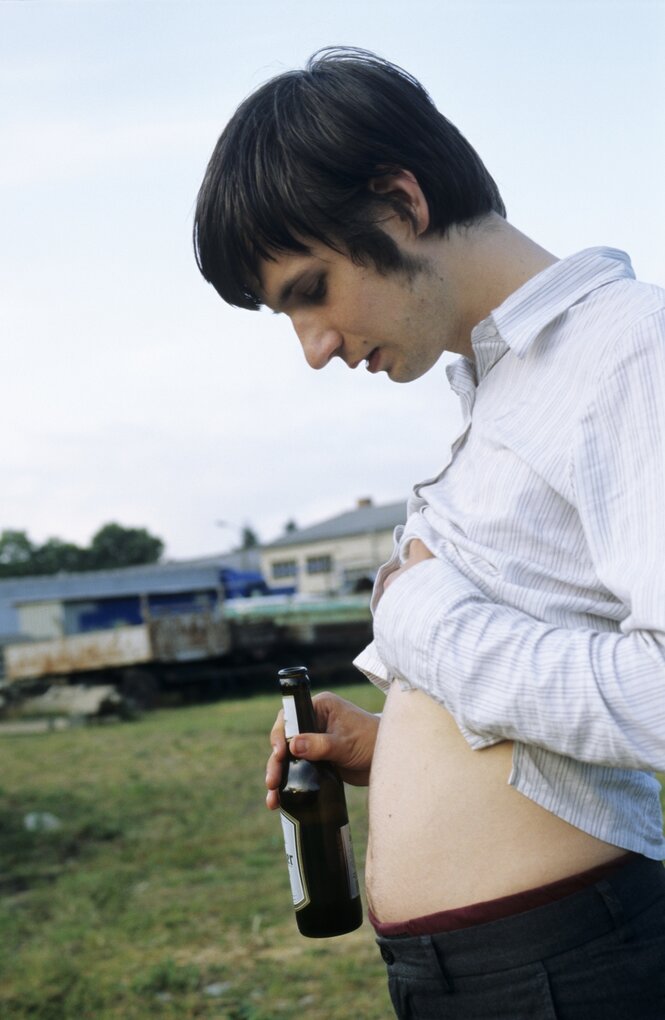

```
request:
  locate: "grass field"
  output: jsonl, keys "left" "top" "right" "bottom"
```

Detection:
{"left": 4, "top": 684, "right": 664, "bottom": 1020}
{"left": 0, "top": 681, "right": 392, "bottom": 1020}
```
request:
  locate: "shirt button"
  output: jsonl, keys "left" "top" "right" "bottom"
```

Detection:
{"left": 380, "top": 944, "right": 395, "bottom": 964}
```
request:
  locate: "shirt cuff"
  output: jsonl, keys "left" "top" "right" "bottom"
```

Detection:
{"left": 369, "top": 525, "right": 404, "bottom": 614}
{"left": 353, "top": 641, "right": 392, "bottom": 693}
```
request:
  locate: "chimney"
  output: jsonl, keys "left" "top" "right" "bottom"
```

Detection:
{"left": 356, "top": 497, "right": 373, "bottom": 509}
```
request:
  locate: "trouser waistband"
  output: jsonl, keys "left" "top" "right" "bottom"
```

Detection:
{"left": 376, "top": 854, "right": 665, "bottom": 978}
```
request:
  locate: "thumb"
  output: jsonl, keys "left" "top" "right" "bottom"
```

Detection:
{"left": 290, "top": 732, "right": 335, "bottom": 760}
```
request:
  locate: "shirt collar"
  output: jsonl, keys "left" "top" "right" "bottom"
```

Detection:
{"left": 446, "top": 324, "right": 508, "bottom": 399}
{"left": 446, "top": 247, "right": 635, "bottom": 396}
{"left": 482, "top": 247, "right": 634, "bottom": 360}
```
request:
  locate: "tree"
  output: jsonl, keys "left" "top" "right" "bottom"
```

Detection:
{"left": 88, "top": 523, "right": 164, "bottom": 569}
{"left": 0, "top": 523, "right": 164, "bottom": 578}
{"left": 241, "top": 525, "right": 259, "bottom": 549}
{"left": 31, "top": 538, "right": 89, "bottom": 575}
{"left": 0, "top": 530, "right": 35, "bottom": 577}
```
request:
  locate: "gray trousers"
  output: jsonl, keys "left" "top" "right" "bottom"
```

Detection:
{"left": 377, "top": 855, "right": 665, "bottom": 1019}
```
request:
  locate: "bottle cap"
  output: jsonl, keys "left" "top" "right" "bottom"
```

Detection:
{"left": 277, "top": 665, "right": 310, "bottom": 686}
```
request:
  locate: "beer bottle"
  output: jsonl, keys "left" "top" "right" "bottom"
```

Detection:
{"left": 277, "top": 665, "right": 363, "bottom": 938}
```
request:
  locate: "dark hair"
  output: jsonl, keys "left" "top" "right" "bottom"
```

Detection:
{"left": 194, "top": 47, "right": 505, "bottom": 310}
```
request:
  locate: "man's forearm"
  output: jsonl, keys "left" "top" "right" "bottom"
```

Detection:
{"left": 373, "top": 556, "right": 665, "bottom": 772}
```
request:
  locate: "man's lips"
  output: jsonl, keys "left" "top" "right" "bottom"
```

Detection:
{"left": 347, "top": 347, "right": 382, "bottom": 372}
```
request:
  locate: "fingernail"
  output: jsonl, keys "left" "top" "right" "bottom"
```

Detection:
{"left": 291, "top": 737, "right": 308, "bottom": 755}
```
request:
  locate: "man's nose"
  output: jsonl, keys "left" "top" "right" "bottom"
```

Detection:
{"left": 293, "top": 318, "right": 343, "bottom": 370}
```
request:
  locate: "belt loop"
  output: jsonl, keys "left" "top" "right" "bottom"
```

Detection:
{"left": 595, "top": 879, "right": 626, "bottom": 936}
{"left": 429, "top": 936, "right": 454, "bottom": 994}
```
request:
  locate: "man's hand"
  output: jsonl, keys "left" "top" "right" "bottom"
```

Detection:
{"left": 383, "top": 538, "right": 434, "bottom": 592}
{"left": 265, "top": 692, "right": 380, "bottom": 810}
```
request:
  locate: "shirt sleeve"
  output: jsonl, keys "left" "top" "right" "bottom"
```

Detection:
{"left": 372, "top": 310, "right": 665, "bottom": 773}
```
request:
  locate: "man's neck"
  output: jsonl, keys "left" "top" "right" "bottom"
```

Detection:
{"left": 431, "top": 215, "right": 558, "bottom": 359}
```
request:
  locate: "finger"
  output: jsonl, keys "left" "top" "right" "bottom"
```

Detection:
{"left": 265, "top": 748, "right": 283, "bottom": 790}
{"left": 407, "top": 539, "right": 434, "bottom": 563}
{"left": 265, "top": 748, "right": 284, "bottom": 812}
{"left": 265, "top": 788, "right": 281, "bottom": 811}
{"left": 383, "top": 566, "right": 404, "bottom": 590}
{"left": 269, "top": 709, "right": 287, "bottom": 756}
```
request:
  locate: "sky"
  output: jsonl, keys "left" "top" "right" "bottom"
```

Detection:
{"left": 1, "top": 0, "right": 663, "bottom": 560}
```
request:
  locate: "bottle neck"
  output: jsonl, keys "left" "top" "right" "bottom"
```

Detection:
{"left": 280, "top": 680, "right": 317, "bottom": 739}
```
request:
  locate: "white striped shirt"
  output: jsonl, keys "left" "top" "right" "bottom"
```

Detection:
{"left": 355, "top": 247, "right": 665, "bottom": 859}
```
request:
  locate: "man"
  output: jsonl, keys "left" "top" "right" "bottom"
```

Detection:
{"left": 194, "top": 48, "right": 665, "bottom": 1018}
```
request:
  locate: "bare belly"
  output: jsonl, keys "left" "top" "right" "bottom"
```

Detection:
{"left": 366, "top": 682, "right": 625, "bottom": 922}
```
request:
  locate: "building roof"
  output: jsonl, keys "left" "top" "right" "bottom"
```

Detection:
{"left": 0, "top": 550, "right": 261, "bottom": 638}
{"left": 263, "top": 499, "right": 406, "bottom": 550}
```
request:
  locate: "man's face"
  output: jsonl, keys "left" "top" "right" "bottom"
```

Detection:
{"left": 259, "top": 232, "right": 461, "bottom": 383}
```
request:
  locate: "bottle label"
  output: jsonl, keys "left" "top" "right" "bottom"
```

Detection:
{"left": 282, "top": 695, "right": 299, "bottom": 739}
{"left": 280, "top": 809, "right": 310, "bottom": 910}
{"left": 340, "top": 822, "right": 360, "bottom": 899}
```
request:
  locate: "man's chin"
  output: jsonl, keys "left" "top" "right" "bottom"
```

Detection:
{"left": 389, "top": 363, "right": 429, "bottom": 384}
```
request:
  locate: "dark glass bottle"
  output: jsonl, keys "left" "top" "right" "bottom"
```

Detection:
{"left": 277, "top": 666, "right": 363, "bottom": 938}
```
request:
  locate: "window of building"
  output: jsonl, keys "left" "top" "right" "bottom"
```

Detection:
{"left": 272, "top": 560, "right": 298, "bottom": 579}
{"left": 342, "top": 567, "right": 375, "bottom": 592}
{"left": 306, "top": 555, "right": 333, "bottom": 575}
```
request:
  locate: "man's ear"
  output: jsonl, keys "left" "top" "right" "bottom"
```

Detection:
{"left": 368, "top": 168, "right": 430, "bottom": 236}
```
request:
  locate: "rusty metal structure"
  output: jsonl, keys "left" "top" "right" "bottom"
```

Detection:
{"left": 5, "top": 610, "right": 232, "bottom": 683}
{"left": 0, "top": 555, "right": 372, "bottom": 705}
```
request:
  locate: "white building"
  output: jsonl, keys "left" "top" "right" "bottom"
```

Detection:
{"left": 260, "top": 498, "right": 406, "bottom": 597}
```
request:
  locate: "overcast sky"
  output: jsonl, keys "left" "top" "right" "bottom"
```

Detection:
{"left": 1, "top": 0, "right": 663, "bottom": 559}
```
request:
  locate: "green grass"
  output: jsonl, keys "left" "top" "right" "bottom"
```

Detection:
{"left": 4, "top": 685, "right": 662, "bottom": 1019}
{"left": 0, "top": 683, "right": 391, "bottom": 1020}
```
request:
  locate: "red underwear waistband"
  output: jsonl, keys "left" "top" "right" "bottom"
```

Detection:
{"left": 369, "top": 852, "right": 635, "bottom": 937}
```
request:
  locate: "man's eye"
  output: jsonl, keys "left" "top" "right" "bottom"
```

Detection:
{"left": 303, "top": 277, "right": 326, "bottom": 303}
